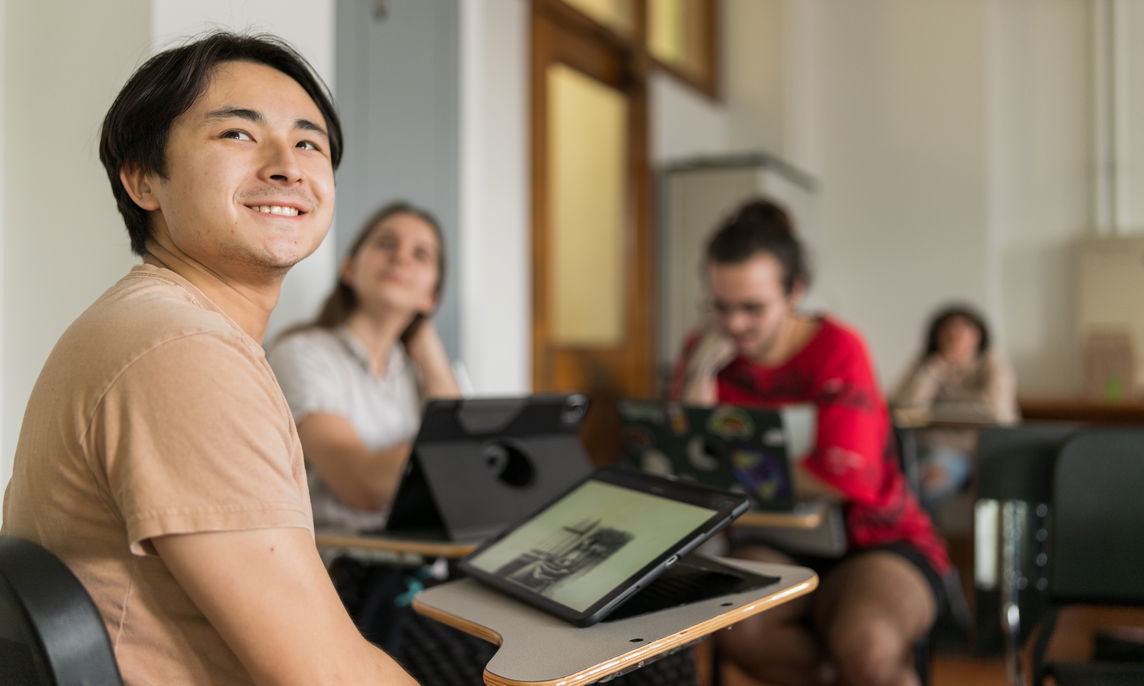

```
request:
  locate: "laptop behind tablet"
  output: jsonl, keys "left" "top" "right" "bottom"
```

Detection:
{"left": 382, "top": 394, "right": 593, "bottom": 543}
{"left": 618, "top": 400, "right": 815, "bottom": 512}
{"left": 459, "top": 467, "right": 776, "bottom": 626}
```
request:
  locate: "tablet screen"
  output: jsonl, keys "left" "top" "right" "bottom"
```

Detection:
{"left": 464, "top": 472, "right": 725, "bottom": 616}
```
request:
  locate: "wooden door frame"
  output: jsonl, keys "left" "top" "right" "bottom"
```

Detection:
{"left": 529, "top": 0, "right": 654, "bottom": 399}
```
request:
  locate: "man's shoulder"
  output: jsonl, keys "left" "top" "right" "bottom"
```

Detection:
{"left": 815, "top": 315, "right": 866, "bottom": 348}
{"left": 83, "top": 266, "right": 250, "bottom": 346}
{"left": 55, "top": 267, "right": 259, "bottom": 381}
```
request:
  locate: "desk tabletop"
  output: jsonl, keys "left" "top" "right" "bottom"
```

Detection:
{"left": 733, "top": 500, "right": 828, "bottom": 529}
{"left": 412, "top": 558, "right": 817, "bottom": 686}
{"left": 314, "top": 530, "right": 479, "bottom": 559}
{"left": 892, "top": 407, "right": 1000, "bottom": 430}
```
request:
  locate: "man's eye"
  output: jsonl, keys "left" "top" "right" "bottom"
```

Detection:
{"left": 221, "top": 130, "right": 253, "bottom": 141}
{"left": 297, "top": 140, "right": 320, "bottom": 151}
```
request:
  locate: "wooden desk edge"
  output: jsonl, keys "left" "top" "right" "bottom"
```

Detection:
{"left": 314, "top": 532, "right": 478, "bottom": 558}
{"left": 733, "top": 502, "right": 826, "bottom": 530}
{"left": 412, "top": 569, "right": 819, "bottom": 686}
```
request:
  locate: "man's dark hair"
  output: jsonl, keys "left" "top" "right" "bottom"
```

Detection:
{"left": 705, "top": 198, "right": 811, "bottom": 295}
{"left": 923, "top": 304, "right": 991, "bottom": 358}
{"left": 99, "top": 32, "right": 343, "bottom": 256}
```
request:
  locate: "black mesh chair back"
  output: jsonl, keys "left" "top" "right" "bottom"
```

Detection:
{"left": 0, "top": 536, "right": 123, "bottom": 685}
{"left": 1030, "top": 429, "right": 1144, "bottom": 685}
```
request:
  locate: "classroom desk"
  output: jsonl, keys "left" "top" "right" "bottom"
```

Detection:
{"left": 892, "top": 407, "right": 1000, "bottom": 431}
{"left": 1017, "top": 395, "right": 1144, "bottom": 425}
{"left": 413, "top": 558, "right": 817, "bottom": 686}
{"left": 315, "top": 530, "right": 479, "bottom": 559}
{"left": 733, "top": 499, "right": 828, "bottom": 529}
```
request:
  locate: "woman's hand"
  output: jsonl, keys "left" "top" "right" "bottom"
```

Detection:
{"left": 406, "top": 319, "right": 461, "bottom": 399}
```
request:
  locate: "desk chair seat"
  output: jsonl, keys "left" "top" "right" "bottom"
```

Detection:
{"left": 0, "top": 536, "right": 122, "bottom": 686}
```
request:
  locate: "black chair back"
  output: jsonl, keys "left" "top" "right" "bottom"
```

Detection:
{"left": 0, "top": 536, "right": 123, "bottom": 686}
{"left": 1029, "top": 428, "right": 1144, "bottom": 685}
{"left": 1051, "top": 429, "right": 1144, "bottom": 605}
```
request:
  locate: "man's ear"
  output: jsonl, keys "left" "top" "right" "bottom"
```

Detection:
{"left": 788, "top": 279, "right": 807, "bottom": 308}
{"left": 119, "top": 165, "right": 160, "bottom": 211}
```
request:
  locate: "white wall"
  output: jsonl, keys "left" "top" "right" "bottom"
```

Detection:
{"left": 989, "top": 0, "right": 1091, "bottom": 395}
{"left": 150, "top": 0, "right": 338, "bottom": 341}
{"left": 0, "top": 0, "right": 7, "bottom": 481}
{"left": 649, "top": 72, "right": 730, "bottom": 165}
{"left": 811, "top": 1, "right": 993, "bottom": 388}
{"left": 2, "top": 0, "right": 150, "bottom": 492}
{"left": 459, "top": 0, "right": 531, "bottom": 394}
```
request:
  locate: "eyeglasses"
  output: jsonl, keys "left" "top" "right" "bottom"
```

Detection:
{"left": 704, "top": 299, "right": 767, "bottom": 318}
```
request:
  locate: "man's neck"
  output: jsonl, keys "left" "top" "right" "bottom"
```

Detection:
{"left": 751, "top": 314, "right": 819, "bottom": 367}
{"left": 142, "top": 247, "right": 282, "bottom": 344}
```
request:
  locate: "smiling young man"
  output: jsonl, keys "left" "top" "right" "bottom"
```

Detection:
{"left": 1, "top": 33, "right": 418, "bottom": 685}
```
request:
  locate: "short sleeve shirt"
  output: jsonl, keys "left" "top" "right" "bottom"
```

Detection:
{"left": 671, "top": 316, "right": 950, "bottom": 575}
{"left": 267, "top": 327, "right": 421, "bottom": 532}
{"left": 1, "top": 265, "right": 312, "bottom": 685}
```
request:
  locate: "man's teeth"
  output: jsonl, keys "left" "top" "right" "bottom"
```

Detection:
{"left": 253, "top": 205, "right": 300, "bottom": 216}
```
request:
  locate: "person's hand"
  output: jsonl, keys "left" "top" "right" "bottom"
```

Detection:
{"left": 405, "top": 318, "right": 461, "bottom": 399}
{"left": 405, "top": 317, "right": 449, "bottom": 370}
{"left": 681, "top": 329, "right": 736, "bottom": 406}
{"left": 687, "top": 328, "right": 737, "bottom": 378}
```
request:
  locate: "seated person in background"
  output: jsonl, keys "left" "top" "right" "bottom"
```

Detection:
{"left": 1, "top": 33, "right": 416, "bottom": 684}
{"left": 268, "top": 203, "right": 470, "bottom": 665}
{"left": 673, "top": 198, "right": 949, "bottom": 686}
{"left": 893, "top": 304, "right": 1018, "bottom": 508}
{"left": 268, "top": 202, "right": 460, "bottom": 533}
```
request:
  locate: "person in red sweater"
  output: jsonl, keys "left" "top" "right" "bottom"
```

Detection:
{"left": 672, "top": 198, "right": 949, "bottom": 686}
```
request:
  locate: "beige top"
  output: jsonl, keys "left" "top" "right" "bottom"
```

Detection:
{"left": 2, "top": 265, "right": 313, "bottom": 685}
{"left": 268, "top": 326, "right": 421, "bottom": 532}
{"left": 893, "top": 351, "right": 1019, "bottom": 454}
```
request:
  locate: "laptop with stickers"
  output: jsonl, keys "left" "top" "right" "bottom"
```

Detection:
{"left": 617, "top": 399, "right": 815, "bottom": 512}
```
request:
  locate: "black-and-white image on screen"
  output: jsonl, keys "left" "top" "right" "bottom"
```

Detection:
{"left": 466, "top": 479, "right": 716, "bottom": 612}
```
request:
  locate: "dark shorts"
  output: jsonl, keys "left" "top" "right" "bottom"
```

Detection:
{"left": 790, "top": 542, "right": 950, "bottom": 622}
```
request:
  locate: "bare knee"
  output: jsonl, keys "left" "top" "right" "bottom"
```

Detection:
{"left": 826, "top": 617, "right": 913, "bottom": 686}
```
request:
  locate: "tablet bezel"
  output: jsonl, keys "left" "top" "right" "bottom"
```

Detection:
{"left": 457, "top": 466, "right": 749, "bottom": 626}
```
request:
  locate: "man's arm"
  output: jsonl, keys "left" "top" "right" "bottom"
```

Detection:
{"left": 153, "top": 527, "right": 418, "bottom": 686}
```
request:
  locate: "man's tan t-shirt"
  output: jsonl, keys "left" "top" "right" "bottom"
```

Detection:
{"left": 1, "top": 265, "right": 313, "bottom": 685}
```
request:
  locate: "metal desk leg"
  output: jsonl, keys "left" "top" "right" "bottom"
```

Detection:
{"left": 1000, "top": 500, "right": 1027, "bottom": 686}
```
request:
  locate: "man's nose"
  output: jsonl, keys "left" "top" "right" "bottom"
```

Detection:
{"left": 260, "top": 140, "right": 303, "bottom": 185}
{"left": 725, "top": 310, "right": 751, "bottom": 332}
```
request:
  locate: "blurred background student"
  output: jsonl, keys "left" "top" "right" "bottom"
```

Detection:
{"left": 270, "top": 201, "right": 460, "bottom": 533}
{"left": 893, "top": 304, "right": 1018, "bottom": 510}
{"left": 268, "top": 202, "right": 473, "bottom": 674}
{"left": 673, "top": 198, "right": 949, "bottom": 686}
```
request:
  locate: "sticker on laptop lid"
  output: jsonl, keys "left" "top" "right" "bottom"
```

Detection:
{"left": 707, "top": 406, "right": 754, "bottom": 439}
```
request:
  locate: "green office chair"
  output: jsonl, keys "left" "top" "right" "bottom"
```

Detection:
{"left": 0, "top": 536, "right": 123, "bottom": 685}
{"left": 1029, "top": 429, "right": 1144, "bottom": 685}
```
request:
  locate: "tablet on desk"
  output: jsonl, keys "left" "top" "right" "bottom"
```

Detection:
{"left": 458, "top": 467, "right": 760, "bottom": 627}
